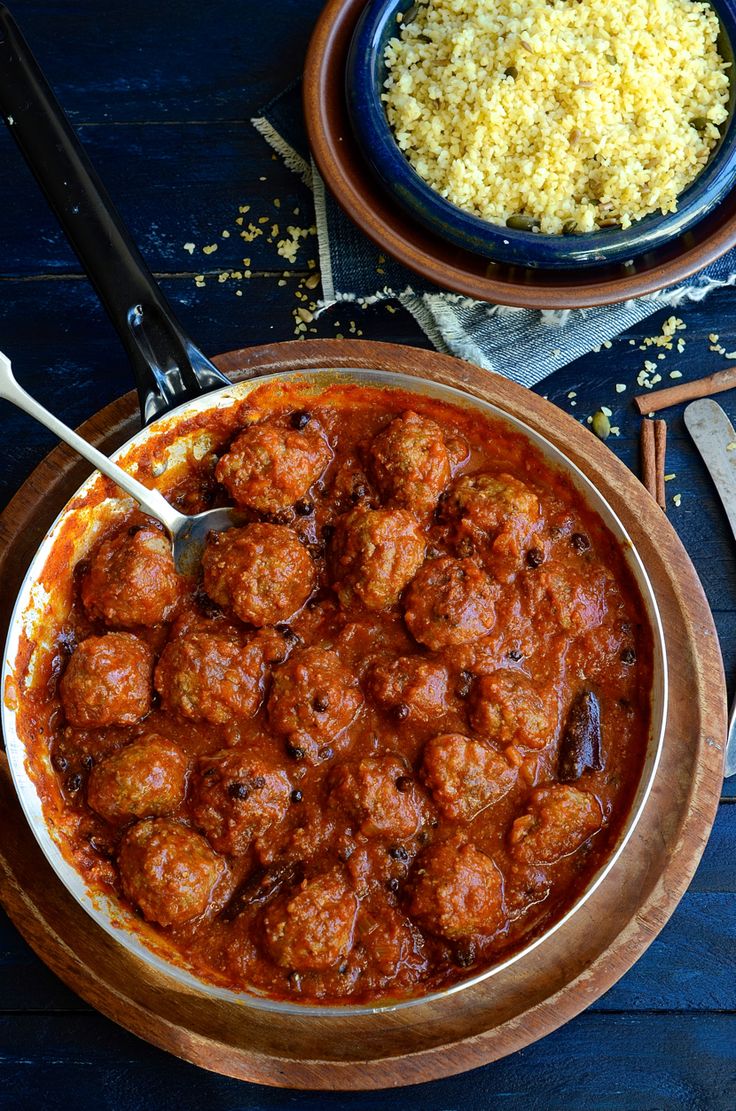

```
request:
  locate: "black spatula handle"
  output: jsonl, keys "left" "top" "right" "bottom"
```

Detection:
{"left": 0, "top": 4, "right": 229, "bottom": 424}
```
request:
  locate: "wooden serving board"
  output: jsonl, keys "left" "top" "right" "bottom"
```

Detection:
{"left": 0, "top": 339, "right": 727, "bottom": 1090}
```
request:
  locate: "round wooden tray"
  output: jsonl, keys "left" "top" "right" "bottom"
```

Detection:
{"left": 304, "top": 0, "right": 736, "bottom": 310}
{"left": 0, "top": 340, "right": 727, "bottom": 1090}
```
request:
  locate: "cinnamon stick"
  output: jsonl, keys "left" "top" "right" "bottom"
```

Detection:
{"left": 633, "top": 365, "right": 736, "bottom": 414}
{"left": 654, "top": 419, "right": 667, "bottom": 511}
{"left": 640, "top": 419, "right": 657, "bottom": 500}
{"left": 640, "top": 417, "right": 658, "bottom": 497}
{"left": 640, "top": 418, "right": 668, "bottom": 510}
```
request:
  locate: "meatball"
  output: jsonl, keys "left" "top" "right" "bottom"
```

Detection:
{"left": 470, "top": 671, "right": 557, "bottom": 750}
{"left": 202, "top": 523, "right": 315, "bottom": 626}
{"left": 215, "top": 418, "right": 332, "bottom": 514}
{"left": 268, "top": 647, "right": 363, "bottom": 764}
{"left": 190, "top": 749, "right": 291, "bottom": 854}
{"left": 509, "top": 785, "right": 603, "bottom": 865}
{"left": 366, "top": 655, "right": 449, "bottom": 724}
{"left": 403, "top": 556, "right": 497, "bottom": 650}
{"left": 445, "top": 472, "right": 541, "bottom": 559}
{"left": 408, "top": 840, "right": 505, "bottom": 940}
{"left": 369, "top": 411, "right": 450, "bottom": 518}
{"left": 421, "top": 734, "right": 518, "bottom": 822}
{"left": 118, "top": 818, "right": 227, "bottom": 927}
{"left": 263, "top": 870, "right": 359, "bottom": 971}
{"left": 81, "top": 523, "right": 183, "bottom": 628}
{"left": 60, "top": 633, "right": 154, "bottom": 728}
{"left": 329, "top": 756, "right": 425, "bottom": 839}
{"left": 155, "top": 629, "right": 269, "bottom": 723}
{"left": 537, "top": 568, "right": 608, "bottom": 635}
{"left": 87, "top": 733, "right": 188, "bottom": 823}
{"left": 330, "top": 507, "right": 425, "bottom": 611}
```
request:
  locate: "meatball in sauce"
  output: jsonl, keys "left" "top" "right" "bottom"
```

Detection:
{"left": 81, "top": 523, "right": 184, "bottom": 628}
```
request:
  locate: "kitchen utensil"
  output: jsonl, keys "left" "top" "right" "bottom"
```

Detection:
{"left": 684, "top": 396, "right": 736, "bottom": 775}
{"left": 0, "top": 3, "right": 229, "bottom": 425}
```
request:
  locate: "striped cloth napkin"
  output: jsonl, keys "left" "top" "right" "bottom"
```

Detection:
{"left": 253, "top": 80, "right": 736, "bottom": 387}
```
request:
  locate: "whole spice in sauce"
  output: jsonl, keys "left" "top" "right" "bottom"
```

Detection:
{"left": 571, "top": 532, "right": 591, "bottom": 552}
{"left": 558, "top": 690, "right": 604, "bottom": 782}
{"left": 223, "top": 862, "right": 303, "bottom": 920}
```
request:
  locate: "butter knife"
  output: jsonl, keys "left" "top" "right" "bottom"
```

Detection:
{"left": 684, "top": 398, "right": 736, "bottom": 776}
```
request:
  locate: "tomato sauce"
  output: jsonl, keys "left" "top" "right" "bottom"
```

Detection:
{"left": 12, "top": 381, "right": 653, "bottom": 1005}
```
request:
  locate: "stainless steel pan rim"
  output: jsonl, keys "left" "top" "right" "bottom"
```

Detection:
{"left": 2, "top": 366, "right": 668, "bottom": 1018}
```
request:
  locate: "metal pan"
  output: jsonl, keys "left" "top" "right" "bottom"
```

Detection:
{"left": 2, "top": 365, "right": 669, "bottom": 1016}
{"left": 0, "top": 9, "right": 667, "bottom": 1015}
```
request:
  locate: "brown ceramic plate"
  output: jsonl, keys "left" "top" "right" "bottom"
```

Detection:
{"left": 304, "top": 0, "right": 736, "bottom": 309}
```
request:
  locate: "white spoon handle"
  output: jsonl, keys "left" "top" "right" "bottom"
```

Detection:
{"left": 0, "top": 350, "right": 186, "bottom": 535}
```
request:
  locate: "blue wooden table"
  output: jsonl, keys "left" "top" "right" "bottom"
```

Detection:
{"left": 0, "top": 2, "right": 734, "bottom": 1107}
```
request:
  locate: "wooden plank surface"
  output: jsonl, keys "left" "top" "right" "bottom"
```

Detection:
{"left": 0, "top": 1013, "right": 735, "bottom": 1111}
{"left": 0, "top": 0, "right": 734, "bottom": 1104}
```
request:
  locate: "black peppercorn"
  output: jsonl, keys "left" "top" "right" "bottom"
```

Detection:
{"left": 395, "top": 776, "right": 412, "bottom": 793}
{"left": 51, "top": 752, "right": 69, "bottom": 773}
{"left": 66, "top": 773, "right": 82, "bottom": 793}
{"left": 294, "top": 498, "right": 314, "bottom": 516}
{"left": 228, "top": 781, "right": 250, "bottom": 800}
{"left": 620, "top": 647, "right": 636, "bottom": 664}
{"left": 454, "top": 941, "right": 477, "bottom": 968}
{"left": 526, "top": 547, "right": 544, "bottom": 568}
{"left": 571, "top": 532, "right": 591, "bottom": 552}
{"left": 393, "top": 702, "right": 410, "bottom": 722}
{"left": 312, "top": 694, "right": 329, "bottom": 713}
{"left": 507, "top": 648, "right": 523, "bottom": 662}
{"left": 456, "top": 669, "right": 473, "bottom": 698}
{"left": 290, "top": 410, "right": 311, "bottom": 430}
{"left": 388, "top": 845, "right": 409, "bottom": 863}
{"left": 286, "top": 743, "right": 305, "bottom": 761}
{"left": 82, "top": 754, "right": 95, "bottom": 771}
{"left": 318, "top": 745, "right": 334, "bottom": 762}
{"left": 290, "top": 789, "right": 303, "bottom": 804}
{"left": 386, "top": 878, "right": 400, "bottom": 893}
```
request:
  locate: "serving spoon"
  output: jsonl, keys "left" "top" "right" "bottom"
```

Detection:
{"left": 0, "top": 351, "right": 245, "bottom": 575}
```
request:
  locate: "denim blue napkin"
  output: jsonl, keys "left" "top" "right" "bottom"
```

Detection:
{"left": 253, "top": 80, "right": 736, "bottom": 387}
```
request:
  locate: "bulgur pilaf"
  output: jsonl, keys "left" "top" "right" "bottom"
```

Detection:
{"left": 383, "top": 0, "right": 731, "bottom": 233}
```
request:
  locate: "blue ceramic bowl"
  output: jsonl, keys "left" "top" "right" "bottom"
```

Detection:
{"left": 346, "top": 0, "right": 736, "bottom": 269}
